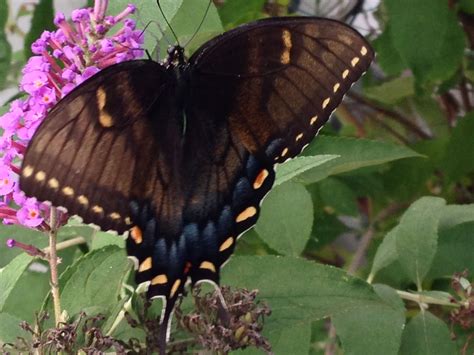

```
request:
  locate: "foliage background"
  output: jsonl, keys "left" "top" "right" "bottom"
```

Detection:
{"left": 1, "top": 0, "right": 474, "bottom": 354}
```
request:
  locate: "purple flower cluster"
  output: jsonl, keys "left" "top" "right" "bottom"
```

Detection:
{"left": 0, "top": 1, "right": 144, "bottom": 230}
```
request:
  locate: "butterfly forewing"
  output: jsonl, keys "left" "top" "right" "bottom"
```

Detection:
{"left": 189, "top": 17, "right": 374, "bottom": 162}
{"left": 20, "top": 60, "right": 181, "bottom": 233}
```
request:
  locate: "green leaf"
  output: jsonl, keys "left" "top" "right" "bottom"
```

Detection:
{"left": 0, "top": 253, "right": 32, "bottom": 310}
{"left": 372, "top": 24, "right": 406, "bottom": 76}
{"left": 24, "top": 0, "right": 54, "bottom": 58}
{"left": 332, "top": 284, "right": 405, "bottom": 355}
{"left": 429, "top": 222, "right": 474, "bottom": 279}
{"left": 0, "top": 312, "right": 26, "bottom": 343}
{"left": 222, "top": 256, "right": 405, "bottom": 355}
{"left": 460, "top": 0, "right": 474, "bottom": 14}
{"left": 395, "top": 197, "right": 446, "bottom": 288}
{"left": 300, "top": 136, "right": 421, "bottom": 184}
{"left": 385, "top": 0, "right": 465, "bottom": 87}
{"left": 164, "top": 0, "right": 223, "bottom": 55}
{"left": 274, "top": 155, "right": 339, "bottom": 186}
{"left": 108, "top": 0, "right": 183, "bottom": 53}
{"left": 51, "top": 246, "right": 131, "bottom": 318}
{"left": 91, "top": 231, "right": 125, "bottom": 250}
{"left": 2, "top": 267, "right": 50, "bottom": 323}
{"left": 365, "top": 76, "right": 415, "bottom": 104}
{"left": 400, "top": 312, "right": 457, "bottom": 355}
{"left": 318, "top": 177, "right": 358, "bottom": 216}
{"left": 217, "top": 0, "right": 265, "bottom": 28}
{"left": 0, "top": 225, "right": 46, "bottom": 267}
{"left": 256, "top": 182, "right": 313, "bottom": 256}
{"left": 369, "top": 226, "right": 399, "bottom": 281}
{"left": 441, "top": 113, "right": 474, "bottom": 182}
{"left": 0, "top": 0, "right": 8, "bottom": 27}
{"left": 0, "top": 33, "right": 11, "bottom": 90}
{"left": 438, "top": 204, "right": 474, "bottom": 231}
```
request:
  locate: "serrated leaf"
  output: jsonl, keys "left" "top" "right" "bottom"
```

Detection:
{"left": 400, "top": 312, "right": 457, "bottom": 355}
{"left": 300, "top": 136, "right": 421, "bottom": 184}
{"left": 428, "top": 221, "right": 474, "bottom": 279}
{"left": 385, "top": 0, "right": 465, "bottom": 87}
{"left": 47, "top": 246, "right": 131, "bottom": 319}
{"left": 395, "top": 197, "right": 446, "bottom": 288}
{"left": 365, "top": 76, "right": 414, "bottom": 104}
{"left": 441, "top": 113, "right": 474, "bottom": 182}
{"left": 369, "top": 225, "right": 399, "bottom": 281}
{"left": 222, "top": 256, "right": 405, "bottom": 355}
{"left": 274, "top": 155, "right": 339, "bottom": 186}
{"left": 332, "top": 284, "right": 405, "bottom": 355}
{"left": 0, "top": 253, "right": 32, "bottom": 310}
{"left": 91, "top": 231, "right": 125, "bottom": 250}
{"left": 256, "top": 182, "right": 313, "bottom": 256}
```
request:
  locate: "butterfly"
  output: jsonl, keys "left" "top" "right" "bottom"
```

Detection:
{"left": 20, "top": 15, "right": 373, "bottom": 352}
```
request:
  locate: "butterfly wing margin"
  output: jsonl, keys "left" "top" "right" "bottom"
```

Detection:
{"left": 20, "top": 60, "right": 181, "bottom": 234}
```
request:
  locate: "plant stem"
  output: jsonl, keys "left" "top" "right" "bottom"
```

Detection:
{"left": 396, "top": 290, "right": 462, "bottom": 308}
{"left": 48, "top": 207, "right": 63, "bottom": 326}
{"left": 43, "top": 236, "right": 86, "bottom": 253}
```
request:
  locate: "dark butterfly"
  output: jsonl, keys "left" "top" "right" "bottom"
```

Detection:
{"left": 20, "top": 16, "right": 373, "bottom": 352}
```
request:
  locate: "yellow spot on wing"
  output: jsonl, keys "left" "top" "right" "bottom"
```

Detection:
{"left": 109, "top": 212, "right": 121, "bottom": 220}
{"left": 62, "top": 186, "right": 74, "bottom": 196}
{"left": 199, "top": 261, "right": 216, "bottom": 273}
{"left": 170, "top": 279, "right": 181, "bottom": 297}
{"left": 219, "top": 237, "right": 234, "bottom": 252}
{"left": 281, "top": 147, "right": 289, "bottom": 157}
{"left": 351, "top": 57, "right": 360, "bottom": 67}
{"left": 236, "top": 206, "right": 257, "bottom": 222}
{"left": 78, "top": 195, "right": 89, "bottom": 205}
{"left": 333, "top": 83, "right": 340, "bottom": 93}
{"left": 322, "top": 98, "right": 330, "bottom": 109}
{"left": 151, "top": 274, "right": 167, "bottom": 285}
{"left": 253, "top": 169, "right": 269, "bottom": 189}
{"left": 296, "top": 133, "right": 304, "bottom": 142}
{"left": 139, "top": 257, "right": 152, "bottom": 272}
{"left": 92, "top": 205, "right": 104, "bottom": 214}
{"left": 35, "top": 171, "right": 46, "bottom": 181}
{"left": 125, "top": 217, "right": 132, "bottom": 225}
{"left": 342, "top": 69, "right": 350, "bottom": 79}
{"left": 361, "top": 46, "right": 368, "bottom": 56}
{"left": 23, "top": 165, "right": 34, "bottom": 178}
{"left": 48, "top": 178, "right": 59, "bottom": 189}
{"left": 130, "top": 226, "right": 143, "bottom": 244}
{"left": 96, "top": 87, "right": 114, "bottom": 127}
{"left": 310, "top": 115, "right": 318, "bottom": 125}
{"left": 280, "top": 29, "right": 292, "bottom": 64}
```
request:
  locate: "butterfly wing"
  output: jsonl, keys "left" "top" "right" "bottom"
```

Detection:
{"left": 20, "top": 60, "right": 184, "bottom": 235}
{"left": 180, "top": 16, "right": 374, "bottom": 284}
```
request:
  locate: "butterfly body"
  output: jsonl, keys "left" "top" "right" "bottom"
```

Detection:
{"left": 20, "top": 16, "right": 374, "bottom": 351}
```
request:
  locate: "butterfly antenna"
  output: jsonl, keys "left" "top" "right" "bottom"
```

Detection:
{"left": 156, "top": 0, "right": 180, "bottom": 46}
{"left": 183, "top": 0, "right": 212, "bottom": 48}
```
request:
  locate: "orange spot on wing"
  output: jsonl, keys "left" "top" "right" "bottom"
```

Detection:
{"left": 130, "top": 226, "right": 143, "bottom": 244}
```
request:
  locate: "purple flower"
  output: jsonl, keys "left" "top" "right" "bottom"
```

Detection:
{"left": 0, "top": 0, "right": 144, "bottom": 230}
{"left": 17, "top": 198, "right": 43, "bottom": 227}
